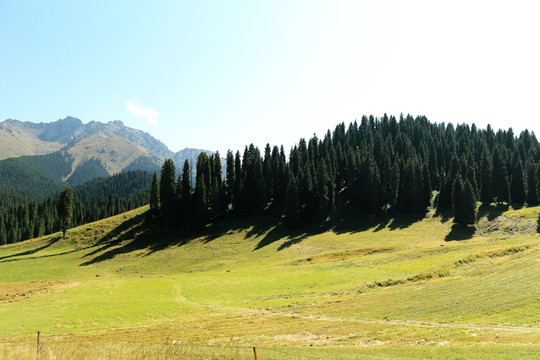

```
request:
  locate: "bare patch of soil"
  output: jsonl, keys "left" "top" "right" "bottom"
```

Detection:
{"left": 0, "top": 281, "right": 79, "bottom": 304}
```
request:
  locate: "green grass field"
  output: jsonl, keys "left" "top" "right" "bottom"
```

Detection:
{"left": 0, "top": 204, "right": 538, "bottom": 359}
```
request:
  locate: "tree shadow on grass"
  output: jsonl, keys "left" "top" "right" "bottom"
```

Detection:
{"left": 200, "top": 210, "right": 276, "bottom": 245}
{"left": 201, "top": 210, "right": 305, "bottom": 251}
{"left": 0, "top": 235, "right": 62, "bottom": 260}
{"left": 331, "top": 206, "right": 426, "bottom": 236}
{"left": 252, "top": 224, "right": 322, "bottom": 252}
{"left": 445, "top": 224, "right": 476, "bottom": 241}
{"left": 434, "top": 208, "right": 452, "bottom": 224}
{"left": 79, "top": 213, "right": 190, "bottom": 266}
{"left": 537, "top": 214, "right": 540, "bottom": 234}
{"left": 482, "top": 203, "right": 510, "bottom": 221}
{"left": 253, "top": 204, "right": 430, "bottom": 251}
{"left": 277, "top": 233, "right": 311, "bottom": 251}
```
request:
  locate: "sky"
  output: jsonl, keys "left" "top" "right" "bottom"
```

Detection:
{"left": 1, "top": 0, "right": 539, "bottom": 155}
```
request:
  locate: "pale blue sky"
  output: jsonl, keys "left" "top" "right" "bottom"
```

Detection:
{"left": 1, "top": 1, "right": 539, "bottom": 154}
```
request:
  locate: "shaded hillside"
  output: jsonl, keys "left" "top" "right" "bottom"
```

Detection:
{"left": 0, "top": 152, "right": 72, "bottom": 199}
{"left": 0, "top": 171, "right": 151, "bottom": 245}
{"left": 66, "top": 158, "right": 110, "bottom": 186}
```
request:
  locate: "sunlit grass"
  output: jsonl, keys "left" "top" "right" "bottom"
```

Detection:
{"left": 0, "top": 205, "right": 538, "bottom": 358}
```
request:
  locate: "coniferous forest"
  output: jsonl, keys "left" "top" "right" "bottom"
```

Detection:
{"left": 150, "top": 115, "right": 540, "bottom": 230}
{"left": 2, "top": 115, "right": 540, "bottom": 246}
{"left": 0, "top": 171, "right": 151, "bottom": 245}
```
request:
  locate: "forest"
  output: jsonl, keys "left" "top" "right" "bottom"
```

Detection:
{"left": 150, "top": 114, "right": 540, "bottom": 229}
{"left": 2, "top": 114, "right": 540, "bottom": 245}
{"left": 0, "top": 170, "right": 151, "bottom": 244}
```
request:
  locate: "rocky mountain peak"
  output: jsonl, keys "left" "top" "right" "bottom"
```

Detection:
{"left": 39, "top": 116, "right": 84, "bottom": 143}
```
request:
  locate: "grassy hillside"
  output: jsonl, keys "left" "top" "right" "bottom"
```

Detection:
{"left": 0, "top": 206, "right": 538, "bottom": 359}
{"left": 65, "top": 133, "right": 153, "bottom": 178}
{"left": 0, "top": 121, "right": 63, "bottom": 160}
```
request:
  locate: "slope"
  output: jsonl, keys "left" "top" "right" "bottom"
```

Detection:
{"left": 0, "top": 120, "right": 63, "bottom": 160}
{"left": 0, "top": 117, "right": 213, "bottom": 197}
{"left": 0, "top": 206, "right": 538, "bottom": 359}
{"left": 65, "top": 133, "right": 154, "bottom": 177}
{"left": 0, "top": 152, "right": 72, "bottom": 199}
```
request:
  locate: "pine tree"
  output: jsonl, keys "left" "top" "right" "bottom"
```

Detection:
{"left": 233, "top": 151, "right": 243, "bottom": 211}
{"left": 438, "top": 154, "right": 459, "bottom": 209}
{"left": 263, "top": 144, "right": 273, "bottom": 203}
{"left": 225, "top": 150, "right": 235, "bottom": 206}
{"left": 452, "top": 175, "right": 463, "bottom": 224}
{"left": 57, "top": 187, "right": 73, "bottom": 237}
{"left": 284, "top": 174, "right": 300, "bottom": 228}
{"left": 461, "top": 179, "right": 477, "bottom": 225}
{"left": 479, "top": 149, "right": 493, "bottom": 204}
{"left": 149, "top": 172, "right": 160, "bottom": 221}
{"left": 364, "top": 156, "right": 383, "bottom": 213}
{"left": 526, "top": 161, "right": 538, "bottom": 205}
{"left": 428, "top": 140, "right": 440, "bottom": 189}
{"left": 160, "top": 159, "right": 176, "bottom": 223}
{"left": 0, "top": 222, "right": 6, "bottom": 245}
{"left": 492, "top": 147, "right": 510, "bottom": 203}
{"left": 510, "top": 158, "right": 526, "bottom": 205}
{"left": 536, "top": 164, "right": 540, "bottom": 204}
{"left": 452, "top": 175, "right": 477, "bottom": 226}
{"left": 35, "top": 217, "right": 45, "bottom": 238}
{"left": 193, "top": 171, "right": 208, "bottom": 228}
{"left": 315, "top": 160, "right": 330, "bottom": 223}
{"left": 178, "top": 160, "right": 193, "bottom": 224}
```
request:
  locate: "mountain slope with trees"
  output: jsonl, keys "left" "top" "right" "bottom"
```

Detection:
{"left": 0, "top": 171, "right": 152, "bottom": 245}
{"left": 0, "top": 117, "right": 215, "bottom": 199}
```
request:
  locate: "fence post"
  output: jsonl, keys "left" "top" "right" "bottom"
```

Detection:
{"left": 37, "top": 331, "right": 40, "bottom": 359}
{"left": 253, "top": 346, "right": 258, "bottom": 360}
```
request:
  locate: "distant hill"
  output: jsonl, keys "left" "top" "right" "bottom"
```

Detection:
{"left": 173, "top": 148, "right": 214, "bottom": 169}
{"left": 0, "top": 117, "right": 214, "bottom": 199}
{"left": 0, "top": 117, "right": 173, "bottom": 161}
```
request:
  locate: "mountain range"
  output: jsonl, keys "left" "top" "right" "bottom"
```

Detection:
{"left": 0, "top": 117, "right": 212, "bottom": 199}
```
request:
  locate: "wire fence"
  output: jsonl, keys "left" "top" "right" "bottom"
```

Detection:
{"left": 0, "top": 333, "right": 386, "bottom": 360}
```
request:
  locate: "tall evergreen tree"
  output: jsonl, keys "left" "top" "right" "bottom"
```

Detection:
{"left": 492, "top": 147, "right": 510, "bottom": 203}
{"left": 452, "top": 175, "right": 463, "bottom": 224}
{"left": 510, "top": 158, "right": 526, "bottom": 205}
{"left": 178, "top": 160, "right": 193, "bottom": 223}
{"left": 160, "top": 159, "right": 177, "bottom": 222}
{"left": 233, "top": 151, "right": 243, "bottom": 211}
{"left": 149, "top": 172, "right": 160, "bottom": 221}
{"left": 284, "top": 173, "right": 300, "bottom": 228}
{"left": 526, "top": 161, "right": 538, "bottom": 205}
{"left": 0, "top": 222, "right": 6, "bottom": 245}
{"left": 461, "top": 179, "right": 477, "bottom": 225}
{"left": 193, "top": 171, "right": 208, "bottom": 228}
{"left": 479, "top": 149, "right": 493, "bottom": 204}
{"left": 315, "top": 160, "right": 331, "bottom": 223}
{"left": 225, "top": 150, "right": 235, "bottom": 206}
{"left": 536, "top": 164, "right": 540, "bottom": 204}
{"left": 57, "top": 187, "right": 73, "bottom": 237}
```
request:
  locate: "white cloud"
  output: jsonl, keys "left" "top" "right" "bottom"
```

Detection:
{"left": 125, "top": 101, "right": 159, "bottom": 126}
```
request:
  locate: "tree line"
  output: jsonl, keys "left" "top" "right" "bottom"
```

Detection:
{"left": 0, "top": 170, "right": 152, "bottom": 245}
{"left": 150, "top": 114, "right": 540, "bottom": 228}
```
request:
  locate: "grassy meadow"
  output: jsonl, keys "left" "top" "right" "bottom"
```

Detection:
{"left": 0, "top": 204, "right": 538, "bottom": 359}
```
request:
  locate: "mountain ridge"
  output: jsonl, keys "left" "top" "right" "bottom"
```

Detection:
{"left": 0, "top": 116, "right": 174, "bottom": 161}
{"left": 0, "top": 116, "right": 215, "bottom": 199}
